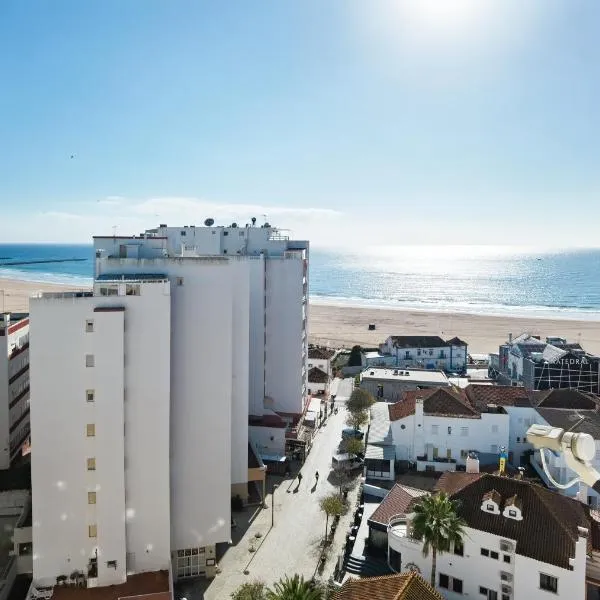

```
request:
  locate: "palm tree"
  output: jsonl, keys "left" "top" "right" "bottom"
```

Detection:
{"left": 266, "top": 574, "right": 323, "bottom": 600}
{"left": 410, "top": 492, "right": 466, "bottom": 588}
{"left": 231, "top": 581, "right": 266, "bottom": 600}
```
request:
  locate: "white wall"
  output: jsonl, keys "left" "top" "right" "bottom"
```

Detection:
{"left": 307, "top": 358, "right": 330, "bottom": 377}
{"left": 390, "top": 410, "right": 509, "bottom": 466}
{"left": 504, "top": 406, "right": 537, "bottom": 465}
{"left": 264, "top": 258, "right": 305, "bottom": 416}
{"left": 248, "top": 425, "right": 286, "bottom": 458}
{"left": 247, "top": 257, "right": 266, "bottom": 417}
{"left": 30, "top": 283, "right": 172, "bottom": 586}
{"left": 389, "top": 524, "right": 586, "bottom": 600}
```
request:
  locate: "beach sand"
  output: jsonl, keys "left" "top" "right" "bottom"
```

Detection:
{"left": 3, "top": 278, "right": 600, "bottom": 355}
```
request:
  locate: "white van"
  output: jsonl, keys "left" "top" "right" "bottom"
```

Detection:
{"left": 331, "top": 452, "right": 364, "bottom": 471}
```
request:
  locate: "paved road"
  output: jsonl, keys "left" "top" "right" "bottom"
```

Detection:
{"left": 202, "top": 378, "right": 355, "bottom": 599}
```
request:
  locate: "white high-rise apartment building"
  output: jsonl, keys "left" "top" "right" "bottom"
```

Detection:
{"left": 0, "top": 313, "right": 31, "bottom": 469}
{"left": 29, "top": 222, "right": 308, "bottom": 589}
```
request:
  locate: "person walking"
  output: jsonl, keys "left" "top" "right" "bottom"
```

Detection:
{"left": 297, "top": 473, "right": 303, "bottom": 485}
{"left": 315, "top": 471, "right": 319, "bottom": 482}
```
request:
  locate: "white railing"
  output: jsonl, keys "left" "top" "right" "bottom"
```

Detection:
{"left": 387, "top": 515, "right": 420, "bottom": 544}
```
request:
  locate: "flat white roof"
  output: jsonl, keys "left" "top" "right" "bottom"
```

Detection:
{"left": 364, "top": 351, "right": 383, "bottom": 359}
{"left": 361, "top": 368, "right": 449, "bottom": 384}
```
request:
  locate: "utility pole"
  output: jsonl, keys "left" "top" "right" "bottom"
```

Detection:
{"left": 271, "top": 483, "right": 279, "bottom": 527}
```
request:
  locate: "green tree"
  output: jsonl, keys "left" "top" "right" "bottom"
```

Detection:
{"left": 341, "top": 437, "right": 364, "bottom": 456}
{"left": 345, "top": 388, "right": 375, "bottom": 415}
{"left": 410, "top": 492, "right": 466, "bottom": 588}
{"left": 266, "top": 575, "right": 323, "bottom": 600}
{"left": 319, "top": 493, "right": 347, "bottom": 541}
{"left": 345, "top": 409, "right": 368, "bottom": 432}
{"left": 231, "top": 580, "right": 266, "bottom": 600}
{"left": 347, "top": 345, "right": 363, "bottom": 367}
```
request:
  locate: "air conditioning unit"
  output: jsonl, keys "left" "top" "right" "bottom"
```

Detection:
{"left": 500, "top": 540, "right": 514, "bottom": 552}
{"left": 501, "top": 584, "right": 512, "bottom": 595}
{"left": 500, "top": 572, "right": 513, "bottom": 582}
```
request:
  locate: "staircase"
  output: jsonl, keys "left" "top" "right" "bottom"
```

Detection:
{"left": 344, "top": 554, "right": 393, "bottom": 578}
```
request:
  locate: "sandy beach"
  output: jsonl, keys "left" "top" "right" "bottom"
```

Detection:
{"left": 3, "top": 277, "right": 600, "bottom": 355}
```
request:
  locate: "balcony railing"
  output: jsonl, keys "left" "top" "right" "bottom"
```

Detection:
{"left": 387, "top": 515, "right": 420, "bottom": 544}
{"left": 416, "top": 455, "right": 457, "bottom": 464}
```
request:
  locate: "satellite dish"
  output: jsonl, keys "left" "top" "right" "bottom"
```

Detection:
{"left": 264, "top": 222, "right": 271, "bottom": 228}
{"left": 231, "top": 222, "right": 238, "bottom": 228}
{"left": 251, "top": 217, "right": 256, "bottom": 226}
{"left": 204, "top": 218, "right": 214, "bottom": 227}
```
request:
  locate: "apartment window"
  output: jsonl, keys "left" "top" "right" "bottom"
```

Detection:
{"left": 453, "top": 578, "right": 463, "bottom": 593}
{"left": 492, "top": 424, "right": 499, "bottom": 433}
{"left": 460, "top": 427, "right": 468, "bottom": 436}
{"left": 176, "top": 277, "right": 184, "bottom": 286}
{"left": 86, "top": 390, "right": 95, "bottom": 403}
{"left": 86, "top": 354, "right": 95, "bottom": 368}
{"left": 461, "top": 450, "right": 468, "bottom": 459}
{"left": 479, "top": 589, "right": 498, "bottom": 600}
{"left": 433, "top": 447, "right": 439, "bottom": 458}
{"left": 504, "top": 555, "right": 511, "bottom": 563}
{"left": 540, "top": 573, "right": 558, "bottom": 593}
{"left": 447, "top": 426, "right": 452, "bottom": 435}
{"left": 85, "top": 320, "right": 94, "bottom": 333}
{"left": 18, "top": 543, "right": 32, "bottom": 556}
{"left": 516, "top": 436, "right": 521, "bottom": 442}
{"left": 490, "top": 550, "right": 499, "bottom": 560}
{"left": 87, "top": 458, "right": 96, "bottom": 471}
{"left": 88, "top": 492, "right": 96, "bottom": 504}
{"left": 481, "top": 548, "right": 490, "bottom": 557}
{"left": 107, "top": 560, "right": 117, "bottom": 569}
{"left": 454, "top": 541, "right": 464, "bottom": 556}
{"left": 431, "top": 425, "right": 439, "bottom": 435}
{"left": 88, "top": 524, "right": 97, "bottom": 538}
{"left": 86, "top": 424, "right": 95, "bottom": 437}
{"left": 446, "top": 449, "right": 452, "bottom": 459}
{"left": 508, "top": 509, "right": 517, "bottom": 517}
{"left": 439, "top": 574, "right": 449, "bottom": 589}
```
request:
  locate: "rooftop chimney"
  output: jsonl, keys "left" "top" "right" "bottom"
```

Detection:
{"left": 508, "top": 333, "right": 513, "bottom": 343}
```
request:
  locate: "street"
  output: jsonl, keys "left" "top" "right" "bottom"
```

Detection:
{"left": 200, "top": 378, "right": 356, "bottom": 599}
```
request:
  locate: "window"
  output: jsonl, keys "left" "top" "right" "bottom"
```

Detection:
{"left": 85, "top": 320, "right": 94, "bottom": 333}
{"left": 86, "top": 354, "right": 95, "bottom": 368}
{"left": 486, "top": 504, "right": 494, "bottom": 511}
{"left": 460, "top": 427, "right": 468, "bottom": 436}
{"left": 86, "top": 389, "right": 95, "bottom": 403}
{"left": 461, "top": 449, "right": 468, "bottom": 458}
{"left": 508, "top": 509, "right": 517, "bottom": 517}
{"left": 433, "top": 447, "right": 439, "bottom": 458}
{"left": 454, "top": 541, "right": 464, "bottom": 556}
{"left": 180, "top": 230, "right": 186, "bottom": 236}
{"left": 18, "top": 542, "right": 32, "bottom": 556}
{"left": 540, "top": 574, "right": 558, "bottom": 593}
{"left": 504, "top": 555, "right": 511, "bottom": 564}
{"left": 176, "top": 277, "right": 184, "bottom": 286}
{"left": 87, "top": 457, "right": 96, "bottom": 471}
{"left": 88, "top": 492, "right": 96, "bottom": 504}
{"left": 481, "top": 548, "right": 490, "bottom": 557}
{"left": 107, "top": 560, "right": 117, "bottom": 569}
{"left": 431, "top": 425, "right": 439, "bottom": 435}
{"left": 479, "top": 587, "right": 498, "bottom": 600}
{"left": 447, "top": 449, "right": 452, "bottom": 459}
{"left": 125, "top": 284, "right": 140, "bottom": 296}
{"left": 452, "top": 578, "right": 463, "bottom": 593}
{"left": 492, "top": 425, "right": 499, "bottom": 433}
{"left": 447, "top": 426, "right": 452, "bottom": 435}
{"left": 88, "top": 524, "right": 97, "bottom": 538}
{"left": 86, "top": 424, "right": 95, "bottom": 437}
{"left": 490, "top": 550, "right": 499, "bottom": 560}
{"left": 439, "top": 574, "right": 449, "bottom": 589}
{"left": 516, "top": 436, "right": 521, "bottom": 442}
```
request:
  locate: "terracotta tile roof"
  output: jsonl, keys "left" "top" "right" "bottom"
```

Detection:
{"left": 531, "top": 389, "right": 599, "bottom": 410}
{"left": 446, "top": 336, "right": 467, "bottom": 346}
{"left": 334, "top": 571, "right": 443, "bottom": 600}
{"left": 389, "top": 336, "right": 447, "bottom": 348}
{"left": 51, "top": 572, "right": 169, "bottom": 600}
{"left": 388, "top": 388, "right": 479, "bottom": 421}
{"left": 308, "top": 367, "right": 328, "bottom": 384}
{"left": 369, "top": 484, "right": 429, "bottom": 526}
{"left": 435, "top": 472, "right": 483, "bottom": 496}
{"left": 465, "top": 384, "right": 530, "bottom": 410}
{"left": 308, "top": 346, "right": 335, "bottom": 360}
{"left": 435, "top": 473, "right": 596, "bottom": 569}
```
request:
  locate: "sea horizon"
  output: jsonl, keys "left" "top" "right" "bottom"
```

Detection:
{"left": 1, "top": 243, "right": 600, "bottom": 322}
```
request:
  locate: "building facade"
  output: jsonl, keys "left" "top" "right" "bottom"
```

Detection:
{"left": 360, "top": 368, "right": 450, "bottom": 403}
{"left": 378, "top": 336, "right": 468, "bottom": 373}
{"left": 386, "top": 472, "right": 593, "bottom": 600}
{"left": 388, "top": 388, "right": 509, "bottom": 471}
{"left": 0, "top": 313, "right": 30, "bottom": 469}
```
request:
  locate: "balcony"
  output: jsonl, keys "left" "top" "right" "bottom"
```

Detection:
{"left": 387, "top": 515, "right": 420, "bottom": 545}
{"left": 416, "top": 455, "right": 457, "bottom": 473}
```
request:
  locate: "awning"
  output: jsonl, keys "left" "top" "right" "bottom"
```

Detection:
{"left": 365, "top": 444, "right": 395, "bottom": 461}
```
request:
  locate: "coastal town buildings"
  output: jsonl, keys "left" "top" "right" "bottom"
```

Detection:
{"left": 386, "top": 470, "right": 595, "bottom": 600}
{"left": 0, "top": 313, "right": 30, "bottom": 469}
{"left": 307, "top": 345, "right": 335, "bottom": 379}
{"left": 28, "top": 222, "right": 308, "bottom": 591}
{"left": 388, "top": 387, "right": 510, "bottom": 471}
{"left": 491, "top": 333, "right": 600, "bottom": 394}
{"left": 360, "top": 368, "right": 450, "bottom": 402}
{"left": 366, "top": 336, "right": 468, "bottom": 373}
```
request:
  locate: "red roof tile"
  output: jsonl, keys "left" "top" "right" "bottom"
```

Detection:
{"left": 334, "top": 571, "right": 443, "bottom": 600}
{"left": 369, "top": 484, "right": 428, "bottom": 526}
{"left": 51, "top": 572, "right": 169, "bottom": 600}
{"left": 465, "top": 384, "right": 530, "bottom": 410}
{"left": 388, "top": 388, "right": 479, "bottom": 421}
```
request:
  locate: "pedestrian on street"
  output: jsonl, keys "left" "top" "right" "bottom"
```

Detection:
{"left": 315, "top": 471, "right": 319, "bottom": 482}
{"left": 298, "top": 473, "right": 303, "bottom": 485}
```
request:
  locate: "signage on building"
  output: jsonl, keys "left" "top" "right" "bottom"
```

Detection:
{"left": 558, "top": 358, "right": 589, "bottom": 365}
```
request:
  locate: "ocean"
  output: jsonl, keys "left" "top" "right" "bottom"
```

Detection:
{"left": 1, "top": 243, "right": 600, "bottom": 321}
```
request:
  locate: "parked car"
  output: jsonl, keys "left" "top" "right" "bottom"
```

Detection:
{"left": 332, "top": 452, "right": 364, "bottom": 471}
{"left": 342, "top": 427, "right": 364, "bottom": 440}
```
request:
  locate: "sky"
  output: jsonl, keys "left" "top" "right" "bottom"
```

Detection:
{"left": 1, "top": 1, "right": 599, "bottom": 248}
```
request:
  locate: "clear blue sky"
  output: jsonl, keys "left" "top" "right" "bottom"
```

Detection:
{"left": 1, "top": 1, "right": 599, "bottom": 247}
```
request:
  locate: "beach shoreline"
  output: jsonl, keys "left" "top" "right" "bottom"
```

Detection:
{"left": 3, "top": 277, "right": 600, "bottom": 355}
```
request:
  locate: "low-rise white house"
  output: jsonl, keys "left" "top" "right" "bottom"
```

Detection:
{"left": 386, "top": 471, "right": 595, "bottom": 600}
{"left": 378, "top": 336, "right": 468, "bottom": 373}
{"left": 388, "top": 388, "right": 509, "bottom": 471}
{"left": 307, "top": 346, "right": 335, "bottom": 379}
{"left": 307, "top": 367, "right": 328, "bottom": 396}
{"left": 0, "top": 313, "right": 30, "bottom": 469}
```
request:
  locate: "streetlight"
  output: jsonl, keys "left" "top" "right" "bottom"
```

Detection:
{"left": 271, "top": 483, "right": 279, "bottom": 527}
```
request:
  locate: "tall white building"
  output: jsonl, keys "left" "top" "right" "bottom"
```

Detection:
{"left": 29, "top": 222, "right": 308, "bottom": 589}
{"left": 0, "top": 313, "right": 31, "bottom": 469}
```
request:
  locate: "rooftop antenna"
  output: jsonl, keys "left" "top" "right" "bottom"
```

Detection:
{"left": 112, "top": 225, "right": 118, "bottom": 237}
{"left": 262, "top": 214, "right": 267, "bottom": 225}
